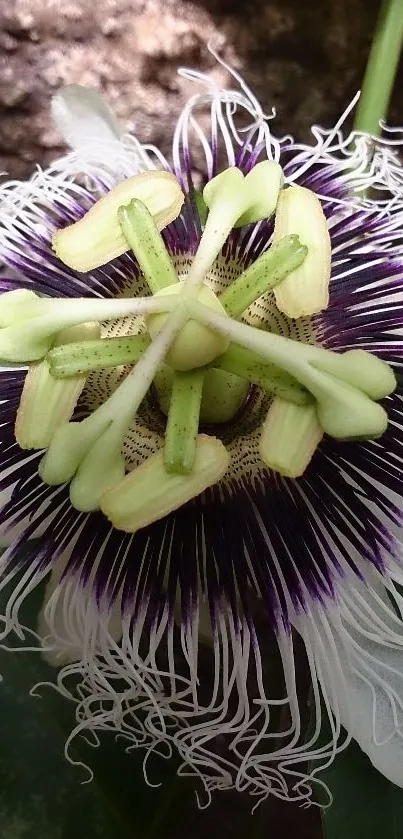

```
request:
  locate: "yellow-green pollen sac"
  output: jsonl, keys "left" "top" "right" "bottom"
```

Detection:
{"left": 3, "top": 167, "right": 397, "bottom": 530}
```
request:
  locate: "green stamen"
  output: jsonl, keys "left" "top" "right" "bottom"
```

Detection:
{"left": 118, "top": 198, "right": 178, "bottom": 294}
{"left": 215, "top": 343, "right": 311, "bottom": 406}
{"left": 164, "top": 370, "right": 204, "bottom": 474}
{"left": 188, "top": 299, "right": 394, "bottom": 439}
{"left": 40, "top": 306, "right": 187, "bottom": 507}
{"left": 48, "top": 334, "right": 150, "bottom": 378}
{"left": 260, "top": 398, "right": 323, "bottom": 477}
{"left": 0, "top": 294, "right": 176, "bottom": 363}
{"left": 219, "top": 235, "right": 308, "bottom": 318}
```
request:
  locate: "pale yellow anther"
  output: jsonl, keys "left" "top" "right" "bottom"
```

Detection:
{"left": 272, "top": 185, "right": 331, "bottom": 318}
{"left": 260, "top": 398, "right": 323, "bottom": 478}
{"left": 52, "top": 171, "right": 184, "bottom": 272}
{"left": 15, "top": 322, "right": 100, "bottom": 450}
{"left": 101, "top": 434, "right": 230, "bottom": 533}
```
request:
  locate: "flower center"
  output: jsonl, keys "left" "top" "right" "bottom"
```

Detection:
{"left": 4, "top": 167, "right": 396, "bottom": 534}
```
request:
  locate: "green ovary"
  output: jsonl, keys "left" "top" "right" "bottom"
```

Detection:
{"left": 146, "top": 283, "right": 230, "bottom": 371}
{"left": 154, "top": 364, "right": 249, "bottom": 425}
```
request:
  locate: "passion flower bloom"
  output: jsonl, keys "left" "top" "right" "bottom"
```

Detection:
{"left": 1, "top": 66, "right": 403, "bottom": 807}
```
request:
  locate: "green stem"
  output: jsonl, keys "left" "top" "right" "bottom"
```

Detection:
{"left": 193, "top": 190, "right": 208, "bottom": 228}
{"left": 164, "top": 370, "right": 204, "bottom": 474}
{"left": 353, "top": 0, "right": 403, "bottom": 135}
{"left": 48, "top": 334, "right": 150, "bottom": 378}
{"left": 214, "top": 343, "right": 311, "bottom": 405}
{"left": 219, "top": 235, "right": 307, "bottom": 318}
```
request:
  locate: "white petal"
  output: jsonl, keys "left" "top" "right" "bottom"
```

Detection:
{"left": 292, "top": 574, "right": 403, "bottom": 788}
{"left": 51, "top": 85, "right": 123, "bottom": 151}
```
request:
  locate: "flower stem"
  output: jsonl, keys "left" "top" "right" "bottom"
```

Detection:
{"left": 164, "top": 370, "right": 205, "bottom": 474}
{"left": 353, "top": 0, "right": 403, "bottom": 135}
{"left": 48, "top": 334, "right": 150, "bottom": 377}
{"left": 219, "top": 235, "right": 307, "bottom": 318}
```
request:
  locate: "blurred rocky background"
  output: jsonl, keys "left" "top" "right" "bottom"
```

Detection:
{"left": 0, "top": 0, "right": 402, "bottom": 180}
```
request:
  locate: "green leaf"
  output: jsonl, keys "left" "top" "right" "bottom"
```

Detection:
{"left": 0, "top": 555, "right": 323, "bottom": 837}
{"left": 0, "top": 572, "right": 192, "bottom": 838}
{"left": 321, "top": 730, "right": 403, "bottom": 839}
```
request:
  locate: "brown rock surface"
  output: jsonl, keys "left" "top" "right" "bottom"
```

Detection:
{"left": 0, "top": 0, "right": 402, "bottom": 179}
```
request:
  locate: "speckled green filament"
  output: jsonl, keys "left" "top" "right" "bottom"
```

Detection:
{"left": 164, "top": 370, "right": 205, "bottom": 474}
{"left": 219, "top": 235, "right": 307, "bottom": 318}
{"left": 48, "top": 334, "right": 150, "bottom": 378}
{"left": 214, "top": 343, "right": 311, "bottom": 405}
{"left": 118, "top": 198, "right": 178, "bottom": 294}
